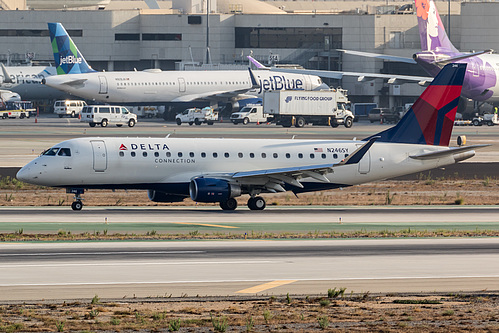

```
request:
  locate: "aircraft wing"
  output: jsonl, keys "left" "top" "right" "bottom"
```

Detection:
{"left": 338, "top": 49, "right": 417, "bottom": 64}
{"left": 198, "top": 138, "right": 377, "bottom": 191}
{"left": 269, "top": 67, "right": 432, "bottom": 85}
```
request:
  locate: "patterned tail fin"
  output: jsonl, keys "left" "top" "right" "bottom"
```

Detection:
{"left": 48, "top": 23, "right": 95, "bottom": 75}
{"left": 366, "top": 63, "right": 466, "bottom": 146}
{"left": 415, "top": 0, "right": 458, "bottom": 52}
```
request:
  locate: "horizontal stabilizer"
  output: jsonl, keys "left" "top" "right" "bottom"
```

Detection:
{"left": 432, "top": 50, "right": 493, "bottom": 66}
{"left": 409, "top": 144, "right": 489, "bottom": 160}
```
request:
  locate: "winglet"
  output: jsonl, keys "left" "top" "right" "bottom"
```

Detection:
{"left": 336, "top": 136, "right": 379, "bottom": 166}
{"left": 248, "top": 68, "right": 260, "bottom": 89}
{"left": 247, "top": 56, "right": 270, "bottom": 70}
{"left": 0, "top": 63, "right": 13, "bottom": 84}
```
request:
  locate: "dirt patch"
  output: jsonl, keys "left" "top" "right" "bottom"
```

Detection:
{"left": 0, "top": 293, "right": 498, "bottom": 332}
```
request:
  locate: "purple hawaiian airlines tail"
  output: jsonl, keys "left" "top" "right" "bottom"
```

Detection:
{"left": 365, "top": 63, "right": 466, "bottom": 146}
{"left": 415, "top": 0, "right": 458, "bottom": 52}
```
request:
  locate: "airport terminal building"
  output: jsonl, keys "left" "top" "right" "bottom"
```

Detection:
{"left": 0, "top": 0, "right": 495, "bottom": 109}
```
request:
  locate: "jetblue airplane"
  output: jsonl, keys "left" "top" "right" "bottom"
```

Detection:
{"left": 267, "top": 0, "right": 499, "bottom": 104}
{"left": 42, "top": 23, "right": 326, "bottom": 105}
{"left": 17, "top": 64, "right": 486, "bottom": 211}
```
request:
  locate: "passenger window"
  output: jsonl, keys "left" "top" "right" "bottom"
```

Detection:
{"left": 238, "top": 152, "right": 243, "bottom": 158}
{"left": 286, "top": 153, "right": 290, "bottom": 158}
{"left": 116, "top": 108, "right": 121, "bottom": 114}
{"left": 189, "top": 152, "right": 194, "bottom": 157}
{"left": 310, "top": 153, "right": 315, "bottom": 159}
{"left": 178, "top": 152, "right": 183, "bottom": 157}
{"left": 333, "top": 154, "right": 338, "bottom": 159}
{"left": 224, "top": 152, "right": 230, "bottom": 158}
{"left": 250, "top": 153, "right": 255, "bottom": 158}
{"left": 119, "top": 151, "right": 124, "bottom": 157}
{"left": 110, "top": 108, "right": 115, "bottom": 114}
{"left": 261, "top": 153, "right": 266, "bottom": 158}
{"left": 131, "top": 152, "right": 136, "bottom": 157}
{"left": 122, "top": 108, "right": 129, "bottom": 114}
{"left": 143, "top": 152, "right": 147, "bottom": 157}
{"left": 201, "top": 152, "right": 206, "bottom": 158}
{"left": 273, "top": 153, "right": 278, "bottom": 158}
{"left": 213, "top": 152, "right": 218, "bottom": 158}
{"left": 166, "top": 152, "right": 171, "bottom": 157}
{"left": 58, "top": 148, "right": 71, "bottom": 157}
{"left": 321, "top": 153, "right": 326, "bottom": 159}
{"left": 100, "top": 107, "right": 110, "bottom": 113}
{"left": 298, "top": 153, "right": 303, "bottom": 159}
{"left": 154, "top": 152, "right": 159, "bottom": 157}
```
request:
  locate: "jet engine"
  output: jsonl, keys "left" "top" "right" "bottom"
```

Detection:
{"left": 147, "top": 190, "right": 186, "bottom": 203}
{"left": 189, "top": 178, "right": 241, "bottom": 202}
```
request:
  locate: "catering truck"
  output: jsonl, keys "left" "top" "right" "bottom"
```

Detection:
{"left": 263, "top": 89, "right": 354, "bottom": 128}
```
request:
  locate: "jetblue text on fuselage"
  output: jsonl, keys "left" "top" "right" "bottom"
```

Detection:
{"left": 257, "top": 75, "right": 303, "bottom": 94}
{"left": 59, "top": 55, "right": 83, "bottom": 65}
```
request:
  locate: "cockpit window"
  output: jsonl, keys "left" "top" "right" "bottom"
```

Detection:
{"left": 58, "top": 148, "right": 71, "bottom": 156}
{"left": 43, "top": 148, "right": 60, "bottom": 156}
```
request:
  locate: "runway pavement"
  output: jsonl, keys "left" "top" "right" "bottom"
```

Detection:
{"left": 0, "top": 238, "right": 498, "bottom": 301}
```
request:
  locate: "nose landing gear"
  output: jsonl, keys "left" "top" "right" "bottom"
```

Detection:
{"left": 67, "top": 188, "right": 85, "bottom": 211}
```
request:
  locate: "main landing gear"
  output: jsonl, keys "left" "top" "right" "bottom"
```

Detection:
{"left": 67, "top": 188, "right": 84, "bottom": 211}
{"left": 218, "top": 196, "right": 267, "bottom": 211}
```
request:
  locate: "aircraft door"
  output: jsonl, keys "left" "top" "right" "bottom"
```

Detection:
{"left": 91, "top": 140, "right": 107, "bottom": 172}
{"left": 358, "top": 150, "right": 371, "bottom": 174}
{"left": 178, "top": 77, "right": 186, "bottom": 92}
{"left": 98, "top": 76, "right": 108, "bottom": 94}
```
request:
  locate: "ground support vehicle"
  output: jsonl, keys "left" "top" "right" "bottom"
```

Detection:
{"left": 0, "top": 101, "right": 35, "bottom": 119}
{"left": 80, "top": 105, "right": 137, "bottom": 127}
{"left": 472, "top": 113, "right": 499, "bottom": 126}
{"left": 230, "top": 104, "right": 269, "bottom": 125}
{"left": 263, "top": 89, "right": 354, "bottom": 128}
{"left": 176, "top": 107, "right": 218, "bottom": 125}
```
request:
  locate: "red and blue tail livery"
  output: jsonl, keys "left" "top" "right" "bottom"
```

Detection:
{"left": 367, "top": 63, "right": 466, "bottom": 146}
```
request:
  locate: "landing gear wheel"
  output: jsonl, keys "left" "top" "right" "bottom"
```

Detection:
{"left": 220, "top": 198, "right": 237, "bottom": 211}
{"left": 71, "top": 201, "right": 83, "bottom": 211}
{"left": 248, "top": 196, "right": 266, "bottom": 210}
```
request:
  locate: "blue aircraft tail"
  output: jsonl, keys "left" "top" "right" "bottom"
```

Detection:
{"left": 48, "top": 22, "right": 95, "bottom": 75}
{"left": 365, "top": 63, "right": 466, "bottom": 146}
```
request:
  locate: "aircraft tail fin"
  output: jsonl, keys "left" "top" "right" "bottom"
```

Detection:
{"left": 365, "top": 63, "right": 466, "bottom": 146}
{"left": 48, "top": 22, "right": 95, "bottom": 75}
{"left": 415, "top": 0, "right": 458, "bottom": 52}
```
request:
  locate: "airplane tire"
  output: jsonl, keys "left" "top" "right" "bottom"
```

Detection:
{"left": 248, "top": 196, "right": 266, "bottom": 210}
{"left": 101, "top": 119, "right": 108, "bottom": 127}
{"left": 344, "top": 117, "right": 353, "bottom": 128}
{"left": 71, "top": 201, "right": 83, "bottom": 211}
{"left": 89, "top": 123, "right": 96, "bottom": 127}
{"left": 243, "top": 117, "right": 249, "bottom": 125}
{"left": 220, "top": 198, "right": 237, "bottom": 211}
{"left": 128, "top": 119, "right": 136, "bottom": 127}
{"left": 176, "top": 118, "right": 182, "bottom": 125}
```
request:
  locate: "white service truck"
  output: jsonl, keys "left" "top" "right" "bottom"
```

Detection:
{"left": 176, "top": 107, "right": 218, "bottom": 125}
{"left": 230, "top": 104, "right": 269, "bottom": 125}
{"left": 472, "top": 113, "right": 499, "bottom": 126}
{"left": 263, "top": 89, "right": 354, "bottom": 128}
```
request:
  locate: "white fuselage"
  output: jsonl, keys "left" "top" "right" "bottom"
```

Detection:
{"left": 42, "top": 70, "right": 325, "bottom": 104}
{"left": 17, "top": 137, "right": 456, "bottom": 195}
{"left": 1, "top": 66, "right": 68, "bottom": 100}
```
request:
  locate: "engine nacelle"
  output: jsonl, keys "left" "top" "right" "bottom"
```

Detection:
{"left": 147, "top": 190, "right": 186, "bottom": 203}
{"left": 189, "top": 178, "right": 241, "bottom": 203}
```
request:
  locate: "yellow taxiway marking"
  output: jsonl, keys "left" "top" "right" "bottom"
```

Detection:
{"left": 172, "top": 222, "right": 238, "bottom": 229}
{"left": 236, "top": 280, "right": 298, "bottom": 294}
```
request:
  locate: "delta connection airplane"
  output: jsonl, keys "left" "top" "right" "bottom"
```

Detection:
{"left": 17, "top": 63, "right": 487, "bottom": 211}
{"left": 42, "top": 23, "right": 327, "bottom": 106}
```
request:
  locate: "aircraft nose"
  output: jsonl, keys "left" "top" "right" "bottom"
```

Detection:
{"left": 16, "top": 164, "right": 40, "bottom": 184}
{"left": 16, "top": 166, "right": 30, "bottom": 182}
